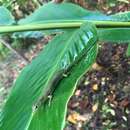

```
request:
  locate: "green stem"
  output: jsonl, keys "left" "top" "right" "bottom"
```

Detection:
{"left": 1, "top": 20, "right": 130, "bottom": 33}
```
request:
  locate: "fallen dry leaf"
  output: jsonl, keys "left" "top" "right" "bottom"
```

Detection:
{"left": 67, "top": 112, "right": 86, "bottom": 124}
{"left": 92, "top": 84, "right": 98, "bottom": 91}
{"left": 92, "top": 103, "right": 98, "bottom": 112}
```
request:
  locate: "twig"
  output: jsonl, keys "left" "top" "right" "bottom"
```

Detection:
{"left": 0, "top": 38, "right": 29, "bottom": 64}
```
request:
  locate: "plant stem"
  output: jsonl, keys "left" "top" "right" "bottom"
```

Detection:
{"left": 1, "top": 20, "right": 130, "bottom": 33}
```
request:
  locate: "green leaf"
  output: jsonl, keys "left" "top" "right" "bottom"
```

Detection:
{"left": 98, "top": 28, "right": 130, "bottom": 43}
{"left": 0, "top": 6, "right": 15, "bottom": 25}
{"left": 28, "top": 43, "right": 98, "bottom": 130}
{"left": 18, "top": 2, "right": 88, "bottom": 24}
{"left": 18, "top": 2, "right": 130, "bottom": 25}
{"left": 126, "top": 44, "right": 130, "bottom": 57}
{"left": 0, "top": 22, "right": 98, "bottom": 130}
{"left": 19, "top": 2, "right": 126, "bottom": 26}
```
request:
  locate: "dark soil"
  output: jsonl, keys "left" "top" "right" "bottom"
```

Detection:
{"left": 65, "top": 44, "right": 130, "bottom": 130}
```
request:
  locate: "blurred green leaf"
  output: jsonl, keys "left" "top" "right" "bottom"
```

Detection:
{"left": 111, "top": 11, "right": 130, "bottom": 21}
{"left": 0, "top": 6, "right": 15, "bottom": 25}
{"left": 18, "top": 2, "right": 123, "bottom": 25}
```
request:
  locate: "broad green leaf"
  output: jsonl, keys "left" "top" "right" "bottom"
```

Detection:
{"left": 126, "top": 44, "right": 130, "bottom": 57}
{"left": 18, "top": 2, "right": 88, "bottom": 24}
{"left": 18, "top": 2, "right": 130, "bottom": 25}
{"left": 98, "top": 28, "right": 130, "bottom": 43}
{"left": 0, "top": 6, "right": 15, "bottom": 25}
{"left": 0, "top": 22, "right": 98, "bottom": 130}
{"left": 28, "top": 44, "right": 98, "bottom": 130}
{"left": 19, "top": 2, "right": 126, "bottom": 25}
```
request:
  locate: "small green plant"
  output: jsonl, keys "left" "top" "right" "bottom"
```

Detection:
{"left": 0, "top": 2, "right": 130, "bottom": 130}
